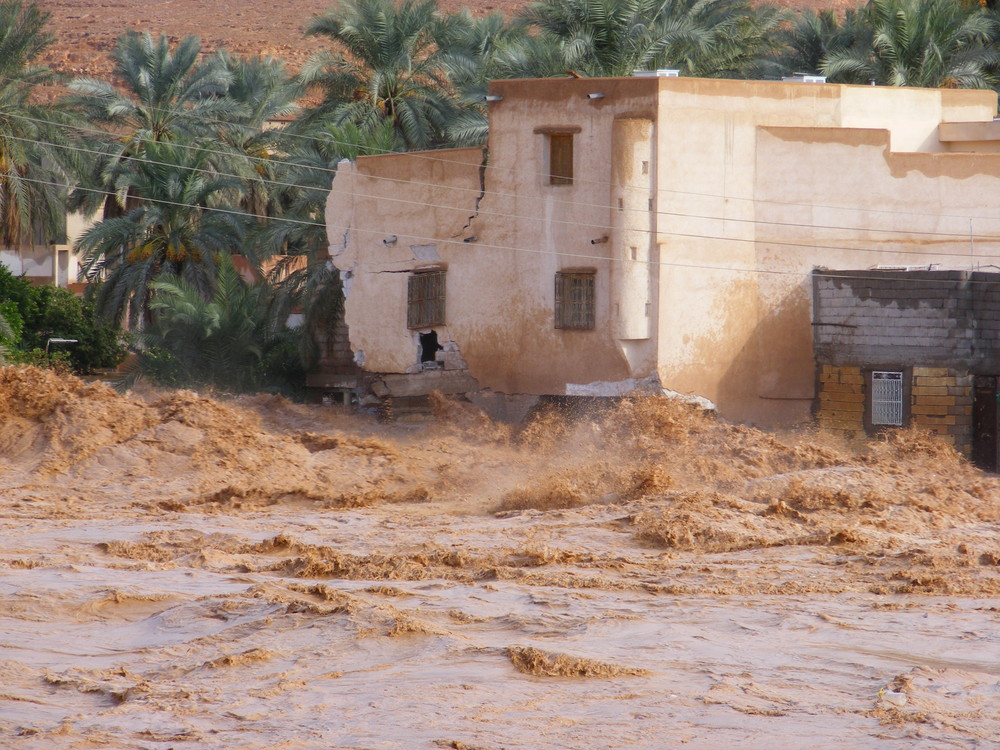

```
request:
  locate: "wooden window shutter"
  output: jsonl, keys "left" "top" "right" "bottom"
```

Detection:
{"left": 549, "top": 133, "right": 573, "bottom": 185}
{"left": 407, "top": 270, "right": 446, "bottom": 328}
{"left": 555, "top": 271, "right": 595, "bottom": 329}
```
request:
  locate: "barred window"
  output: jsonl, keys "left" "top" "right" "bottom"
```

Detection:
{"left": 871, "top": 370, "right": 904, "bottom": 426}
{"left": 407, "top": 270, "right": 446, "bottom": 329}
{"left": 548, "top": 133, "right": 573, "bottom": 185}
{"left": 555, "top": 271, "right": 595, "bottom": 330}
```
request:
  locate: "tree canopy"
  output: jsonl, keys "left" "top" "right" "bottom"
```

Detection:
{"left": 7, "top": 0, "right": 1000, "bottom": 391}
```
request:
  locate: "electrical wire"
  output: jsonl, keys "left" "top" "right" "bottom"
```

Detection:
{"left": 14, "top": 171, "right": 1000, "bottom": 288}
{"left": 11, "top": 77, "right": 1000, "bottom": 225}
{"left": 4, "top": 74, "right": 1000, "bottom": 279}
{"left": 5, "top": 123, "right": 1000, "bottom": 264}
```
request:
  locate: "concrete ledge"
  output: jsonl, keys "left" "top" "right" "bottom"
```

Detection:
{"left": 370, "top": 369, "right": 480, "bottom": 397}
{"left": 939, "top": 121, "right": 1000, "bottom": 142}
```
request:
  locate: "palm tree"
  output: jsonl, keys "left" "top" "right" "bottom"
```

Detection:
{"left": 515, "top": 0, "right": 787, "bottom": 79}
{"left": 138, "top": 253, "right": 278, "bottom": 392}
{"left": 768, "top": 9, "right": 864, "bottom": 78}
{"left": 822, "top": 0, "right": 1000, "bottom": 88}
{"left": 0, "top": 0, "right": 71, "bottom": 250}
{"left": 65, "top": 32, "right": 238, "bottom": 219}
{"left": 433, "top": 10, "right": 534, "bottom": 145}
{"left": 299, "top": 0, "right": 459, "bottom": 150}
{"left": 212, "top": 52, "right": 303, "bottom": 219}
{"left": 261, "top": 119, "right": 397, "bottom": 369}
{"left": 435, "top": 10, "right": 529, "bottom": 93}
{"left": 76, "top": 142, "right": 248, "bottom": 326}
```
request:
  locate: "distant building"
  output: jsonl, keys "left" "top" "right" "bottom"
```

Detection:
{"left": 323, "top": 75, "right": 1000, "bottom": 429}
{"left": 0, "top": 211, "right": 90, "bottom": 290}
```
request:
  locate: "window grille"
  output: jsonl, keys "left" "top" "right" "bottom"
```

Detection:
{"left": 548, "top": 133, "right": 574, "bottom": 185}
{"left": 871, "top": 371, "right": 904, "bottom": 426}
{"left": 555, "top": 271, "right": 595, "bottom": 329}
{"left": 407, "top": 270, "right": 446, "bottom": 329}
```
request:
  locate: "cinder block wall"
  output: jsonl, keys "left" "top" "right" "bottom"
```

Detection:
{"left": 812, "top": 271, "right": 991, "bottom": 370}
{"left": 812, "top": 270, "right": 996, "bottom": 455}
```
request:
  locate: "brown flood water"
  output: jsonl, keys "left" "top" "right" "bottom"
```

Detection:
{"left": 1, "top": 366, "right": 999, "bottom": 749}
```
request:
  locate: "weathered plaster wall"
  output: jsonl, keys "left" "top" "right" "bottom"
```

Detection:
{"left": 752, "top": 128, "right": 1000, "bottom": 424}
{"left": 645, "top": 79, "right": 999, "bottom": 426}
{"left": 480, "top": 77, "right": 659, "bottom": 394}
{"left": 329, "top": 78, "right": 664, "bottom": 397}
{"left": 611, "top": 118, "right": 655, "bottom": 346}
{"left": 837, "top": 86, "right": 994, "bottom": 152}
{"left": 327, "top": 148, "right": 485, "bottom": 374}
{"left": 651, "top": 81, "right": 835, "bottom": 424}
{"left": 326, "top": 79, "right": 655, "bottom": 395}
{"left": 327, "top": 76, "right": 1000, "bottom": 427}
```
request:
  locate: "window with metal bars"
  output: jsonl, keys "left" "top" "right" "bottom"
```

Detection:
{"left": 555, "top": 271, "right": 595, "bottom": 330}
{"left": 407, "top": 270, "right": 446, "bottom": 329}
{"left": 870, "top": 370, "right": 904, "bottom": 426}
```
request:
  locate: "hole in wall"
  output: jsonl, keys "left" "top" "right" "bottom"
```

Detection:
{"left": 419, "top": 331, "right": 442, "bottom": 363}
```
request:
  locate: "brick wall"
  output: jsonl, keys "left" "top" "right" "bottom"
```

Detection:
{"left": 816, "top": 365, "right": 865, "bottom": 437}
{"left": 815, "top": 364, "right": 974, "bottom": 452}
{"left": 306, "top": 315, "right": 362, "bottom": 391}
{"left": 910, "top": 367, "right": 973, "bottom": 453}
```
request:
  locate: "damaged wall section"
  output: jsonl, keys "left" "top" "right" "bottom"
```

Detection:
{"left": 325, "top": 147, "right": 485, "bottom": 406}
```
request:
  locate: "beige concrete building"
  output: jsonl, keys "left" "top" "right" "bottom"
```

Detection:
{"left": 0, "top": 212, "right": 90, "bottom": 290}
{"left": 324, "top": 75, "right": 1000, "bottom": 426}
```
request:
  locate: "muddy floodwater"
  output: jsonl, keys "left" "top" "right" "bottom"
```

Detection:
{"left": 2, "top": 366, "right": 999, "bottom": 749}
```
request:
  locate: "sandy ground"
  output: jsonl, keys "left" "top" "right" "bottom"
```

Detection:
{"left": 35, "top": 0, "right": 862, "bottom": 80}
{"left": 1, "top": 366, "right": 999, "bottom": 749}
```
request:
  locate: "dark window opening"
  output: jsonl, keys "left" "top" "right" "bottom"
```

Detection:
{"left": 548, "top": 133, "right": 574, "bottom": 185}
{"left": 555, "top": 271, "right": 595, "bottom": 330}
{"left": 408, "top": 270, "right": 446, "bottom": 329}
{"left": 419, "top": 331, "right": 442, "bottom": 363}
{"left": 973, "top": 375, "right": 998, "bottom": 472}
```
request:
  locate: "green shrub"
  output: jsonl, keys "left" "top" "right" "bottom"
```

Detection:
{"left": 0, "top": 267, "right": 126, "bottom": 374}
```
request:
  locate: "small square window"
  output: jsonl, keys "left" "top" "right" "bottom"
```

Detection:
{"left": 555, "top": 271, "right": 595, "bottom": 329}
{"left": 548, "top": 133, "right": 573, "bottom": 185}
{"left": 407, "top": 270, "right": 445, "bottom": 329}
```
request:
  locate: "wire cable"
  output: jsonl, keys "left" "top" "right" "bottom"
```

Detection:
{"left": 15, "top": 171, "right": 1000, "bottom": 288}
{"left": 11, "top": 78, "right": 1000, "bottom": 226}
{"left": 5, "top": 123, "right": 1000, "bottom": 264}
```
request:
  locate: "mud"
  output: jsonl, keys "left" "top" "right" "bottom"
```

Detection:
{"left": 507, "top": 646, "right": 650, "bottom": 678}
{"left": 1, "top": 365, "right": 998, "bottom": 748}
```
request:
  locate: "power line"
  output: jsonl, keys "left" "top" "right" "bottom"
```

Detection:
{"left": 6, "top": 122, "right": 1000, "bottom": 264}
{"left": 4, "top": 78, "right": 1000, "bottom": 274}
{"left": 14, "top": 171, "right": 1000, "bottom": 288}
{"left": 11, "top": 78, "right": 1000, "bottom": 226}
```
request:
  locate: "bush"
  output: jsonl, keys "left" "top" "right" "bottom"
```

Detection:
{"left": 0, "top": 267, "right": 126, "bottom": 374}
{"left": 135, "top": 255, "right": 305, "bottom": 395}
{"left": 7, "top": 347, "right": 73, "bottom": 375}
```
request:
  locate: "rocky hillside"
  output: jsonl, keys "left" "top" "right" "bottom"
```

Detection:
{"left": 37, "top": 0, "right": 860, "bottom": 79}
